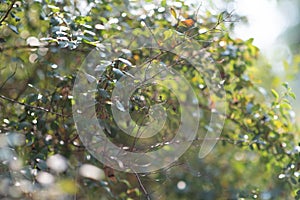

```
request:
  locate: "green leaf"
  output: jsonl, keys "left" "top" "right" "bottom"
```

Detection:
{"left": 282, "top": 82, "right": 289, "bottom": 89}
{"left": 48, "top": 5, "right": 60, "bottom": 12}
{"left": 271, "top": 89, "right": 279, "bottom": 99}
{"left": 40, "top": 37, "right": 56, "bottom": 42}
{"left": 57, "top": 179, "right": 77, "bottom": 194}
{"left": 10, "top": 12, "right": 20, "bottom": 22}
{"left": 246, "top": 38, "right": 254, "bottom": 44}
{"left": 163, "top": 29, "right": 173, "bottom": 40}
{"left": 289, "top": 92, "right": 296, "bottom": 100}
{"left": 280, "top": 102, "right": 292, "bottom": 110}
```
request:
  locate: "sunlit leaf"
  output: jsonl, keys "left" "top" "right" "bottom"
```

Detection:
{"left": 179, "top": 19, "right": 195, "bottom": 27}
{"left": 8, "top": 24, "right": 19, "bottom": 34}
{"left": 57, "top": 179, "right": 78, "bottom": 194}
{"left": 271, "top": 89, "right": 279, "bottom": 100}
{"left": 118, "top": 58, "right": 132, "bottom": 67}
{"left": 79, "top": 164, "right": 105, "bottom": 181}
{"left": 289, "top": 92, "right": 296, "bottom": 100}
{"left": 170, "top": 7, "right": 177, "bottom": 19}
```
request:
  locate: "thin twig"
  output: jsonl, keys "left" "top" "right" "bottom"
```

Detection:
{"left": 0, "top": 43, "right": 90, "bottom": 53}
{"left": 0, "top": 94, "right": 69, "bottom": 117}
{"left": 0, "top": 0, "right": 16, "bottom": 25}
{"left": 134, "top": 172, "right": 151, "bottom": 200}
{"left": 0, "top": 65, "right": 17, "bottom": 89}
{"left": 144, "top": 22, "right": 161, "bottom": 48}
{"left": 129, "top": 106, "right": 150, "bottom": 151}
{"left": 0, "top": 44, "right": 51, "bottom": 52}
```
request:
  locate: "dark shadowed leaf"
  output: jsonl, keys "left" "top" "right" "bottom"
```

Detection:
{"left": 113, "top": 68, "right": 125, "bottom": 79}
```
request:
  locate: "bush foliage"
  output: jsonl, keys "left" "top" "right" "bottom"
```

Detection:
{"left": 0, "top": 0, "right": 299, "bottom": 199}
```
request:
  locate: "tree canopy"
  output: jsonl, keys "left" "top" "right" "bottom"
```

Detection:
{"left": 0, "top": 0, "right": 299, "bottom": 199}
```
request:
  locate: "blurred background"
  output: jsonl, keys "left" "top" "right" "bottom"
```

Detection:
{"left": 207, "top": 0, "right": 300, "bottom": 122}
{"left": 0, "top": 0, "right": 300, "bottom": 199}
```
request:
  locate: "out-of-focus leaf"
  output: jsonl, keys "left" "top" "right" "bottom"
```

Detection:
{"left": 84, "top": 72, "right": 97, "bottom": 83}
{"left": 40, "top": 37, "right": 56, "bottom": 42}
{"left": 50, "top": 17, "right": 63, "bottom": 26}
{"left": 8, "top": 24, "right": 19, "bottom": 34}
{"left": 246, "top": 38, "right": 254, "bottom": 44}
{"left": 115, "top": 100, "right": 125, "bottom": 112}
{"left": 10, "top": 12, "right": 20, "bottom": 22}
{"left": 79, "top": 164, "right": 105, "bottom": 181}
{"left": 271, "top": 89, "right": 279, "bottom": 100}
{"left": 282, "top": 82, "right": 289, "bottom": 89}
{"left": 95, "top": 61, "right": 112, "bottom": 72}
{"left": 48, "top": 5, "right": 60, "bottom": 12}
{"left": 57, "top": 179, "right": 78, "bottom": 194}
{"left": 113, "top": 68, "right": 125, "bottom": 79}
{"left": 58, "top": 41, "right": 69, "bottom": 48}
{"left": 280, "top": 102, "right": 292, "bottom": 110}
{"left": 84, "top": 30, "right": 96, "bottom": 36}
{"left": 98, "top": 89, "right": 110, "bottom": 99}
{"left": 163, "top": 29, "right": 173, "bottom": 40}
{"left": 179, "top": 19, "right": 195, "bottom": 27}
{"left": 6, "top": 132, "right": 25, "bottom": 146}
{"left": 26, "top": 93, "right": 39, "bottom": 104}
{"left": 289, "top": 92, "right": 296, "bottom": 100}
{"left": 118, "top": 58, "right": 132, "bottom": 67}
{"left": 36, "top": 159, "right": 47, "bottom": 170}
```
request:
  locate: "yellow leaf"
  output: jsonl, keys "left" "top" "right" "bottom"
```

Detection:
{"left": 170, "top": 7, "right": 177, "bottom": 19}
{"left": 57, "top": 179, "right": 77, "bottom": 194}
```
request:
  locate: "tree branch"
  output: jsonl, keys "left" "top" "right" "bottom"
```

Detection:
{"left": 134, "top": 172, "right": 150, "bottom": 200}
{"left": 0, "top": 0, "right": 17, "bottom": 25}
{"left": 0, "top": 43, "right": 90, "bottom": 53}
{"left": 0, "top": 65, "right": 17, "bottom": 89}
{"left": 0, "top": 94, "right": 69, "bottom": 117}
